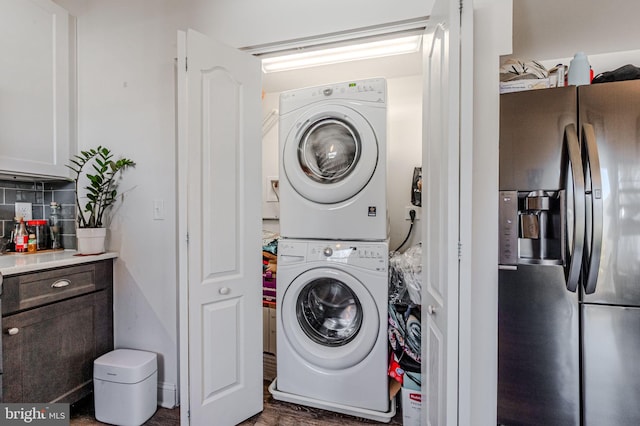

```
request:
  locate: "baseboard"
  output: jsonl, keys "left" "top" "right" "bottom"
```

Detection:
{"left": 158, "top": 381, "right": 177, "bottom": 408}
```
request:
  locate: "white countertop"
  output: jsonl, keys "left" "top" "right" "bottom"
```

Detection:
{"left": 0, "top": 250, "right": 118, "bottom": 276}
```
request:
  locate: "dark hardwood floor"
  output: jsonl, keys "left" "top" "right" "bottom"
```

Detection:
{"left": 239, "top": 381, "right": 403, "bottom": 426}
{"left": 69, "top": 394, "right": 179, "bottom": 425}
{"left": 70, "top": 381, "right": 403, "bottom": 426}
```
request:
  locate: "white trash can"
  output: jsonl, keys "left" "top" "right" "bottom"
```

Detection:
{"left": 94, "top": 349, "right": 158, "bottom": 426}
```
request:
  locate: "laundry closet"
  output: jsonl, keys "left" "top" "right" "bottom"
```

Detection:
{"left": 257, "top": 28, "right": 425, "bottom": 422}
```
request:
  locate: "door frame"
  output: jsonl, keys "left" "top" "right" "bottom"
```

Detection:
{"left": 176, "top": 16, "right": 477, "bottom": 424}
{"left": 176, "top": 30, "right": 189, "bottom": 425}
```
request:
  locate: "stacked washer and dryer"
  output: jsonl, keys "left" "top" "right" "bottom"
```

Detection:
{"left": 269, "top": 78, "right": 394, "bottom": 422}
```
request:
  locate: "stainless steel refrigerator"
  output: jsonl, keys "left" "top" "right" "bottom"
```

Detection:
{"left": 498, "top": 79, "right": 640, "bottom": 426}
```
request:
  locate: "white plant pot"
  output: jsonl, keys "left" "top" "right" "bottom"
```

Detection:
{"left": 76, "top": 227, "right": 107, "bottom": 255}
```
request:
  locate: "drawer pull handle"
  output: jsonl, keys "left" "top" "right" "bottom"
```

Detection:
{"left": 219, "top": 287, "right": 230, "bottom": 295}
{"left": 51, "top": 279, "right": 71, "bottom": 288}
{"left": 8, "top": 328, "right": 19, "bottom": 336}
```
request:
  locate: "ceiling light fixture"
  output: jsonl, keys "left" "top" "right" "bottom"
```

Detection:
{"left": 261, "top": 35, "right": 422, "bottom": 73}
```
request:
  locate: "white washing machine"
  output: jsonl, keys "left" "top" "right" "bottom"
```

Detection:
{"left": 270, "top": 239, "right": 394, "bottom": 422}
{"left": 279, "top": 78, "right": 387, "bottom": 241}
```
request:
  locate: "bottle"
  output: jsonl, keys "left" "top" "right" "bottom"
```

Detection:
{"left": 8, "top": 220, "right": 19, "bottom": 251}
{"left": 14, "top": 217, "right": 28, "bottom": 253}
{"left": 49, "top": 202, "right": 62, "bottom": 249}
{"left": 568, "top": 52, "right": 591, "bottom": 86}
{"left": 27, "top": 234, "right": 37, "bottom": 253}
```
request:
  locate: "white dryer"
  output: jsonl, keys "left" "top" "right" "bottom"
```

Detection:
{"left": 279, "top": 78, "right": 387, "bottom": 241}
{"left": 271, "top": 239, "right": 394, "bottom": 422}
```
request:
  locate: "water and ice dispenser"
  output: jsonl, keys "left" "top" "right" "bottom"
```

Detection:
{"left": 499, "top": 190, "right": 564, "bottom": 266}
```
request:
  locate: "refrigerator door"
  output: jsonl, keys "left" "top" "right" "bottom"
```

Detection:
{"left": 500, "top": 86, "right": 577, "bottom": 191}
{"left": 498, "top": 264, "right": 579, "bottom": 426}
{"left": 579, "top": 80, "right": 640, "bottom": 305}
{"left": 583, "top": 304, "right": 640, "bottom": 425}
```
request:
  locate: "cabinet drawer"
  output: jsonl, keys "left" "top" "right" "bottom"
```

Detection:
{"left": 2, "top": 260, "right": 112, "bottom": 315}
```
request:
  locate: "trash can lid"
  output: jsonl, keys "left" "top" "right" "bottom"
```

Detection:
{"left": 94, "top": 349, "right": 157, "bottom": 384}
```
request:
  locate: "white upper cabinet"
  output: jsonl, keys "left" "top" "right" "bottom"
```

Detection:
{"left": 0, "top": 0, "right": 72, "bottom": 179}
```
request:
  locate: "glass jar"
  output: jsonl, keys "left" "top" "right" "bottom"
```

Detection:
{"left": 27, "top": 219, "right": 49, "bottom": 250}
{"left": 27, "top": 234, "right": 37, "bottom": 253}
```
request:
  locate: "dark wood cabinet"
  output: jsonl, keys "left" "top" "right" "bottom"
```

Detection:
{"left": 1, "top": 259, "right": 113, "bottom": 403}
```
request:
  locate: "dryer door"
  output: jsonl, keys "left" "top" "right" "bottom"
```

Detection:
{"left": 281, "top": 267, "right": 380, "bottom": 370}
{"left": 282, "top": 104, "right": 379, "bottom": 204}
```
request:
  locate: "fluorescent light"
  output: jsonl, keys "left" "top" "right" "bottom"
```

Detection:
{"left": 261, "top": 35, "right": 422, "bottom": 73}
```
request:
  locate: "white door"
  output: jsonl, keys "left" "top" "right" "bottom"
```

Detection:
{"left": 177, "top": 29, "right": 263, "bottom": 425}
{"left": 421, "top": 0, "right": 463, "bottom": 425}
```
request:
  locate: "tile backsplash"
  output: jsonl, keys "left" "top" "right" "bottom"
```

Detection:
{"left": 0, "top": 179, "right": 77, "bottom": 249}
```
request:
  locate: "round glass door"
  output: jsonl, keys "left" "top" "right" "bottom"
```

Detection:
{"left": 296, "top": 277, "right": 363, "bottom": 347}
{"left": 298, "top": 119, "right": 360, "bottom": 184}
{"left": 282, "top": 104, "right": 378, "bottom": 204}
{"left": 280, "top": 267, "right": 380, "bottom": 370}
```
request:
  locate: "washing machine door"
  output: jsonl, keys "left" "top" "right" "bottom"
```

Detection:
{"left": 282, "top": 104, "right": 378, "bottom": 204}
{"left": 281, "top": 267, "right": 380, "bottom": 370}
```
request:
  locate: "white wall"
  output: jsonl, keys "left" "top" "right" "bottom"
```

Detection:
{"left": 386, "top": 76, "right": 423, "bottom": 251}
{"left": 261, "top": 75, "right": 423, "bottom": 252}
{"left": 465, "top": 1, "right": 513, "bottom": 424}
{"left": 540, "top": 50, "right": 640, "bottom": 77}
{"left": 54, "top": 0, "right": 186, "bottom": 408}
{"left": 261, "top": 92, "right": 280, "bottom": 222}
{"left": 508, "top": 0, "right": 640, "bottom": 61}
{"left": 185, "top": 0, "right": 433, "bottom": 48}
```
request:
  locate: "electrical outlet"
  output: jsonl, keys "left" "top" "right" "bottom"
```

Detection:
{"left": 265, "top": 176, "right": 279, "bottom": 202}
{"left": 405, "top": 205, "right": 421, "bottom": 221}
{"left": 15, "top": 202, "right": 33, "bottom": 220}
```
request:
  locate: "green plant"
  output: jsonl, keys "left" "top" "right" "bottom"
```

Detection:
{"left": 67, "top": 146, "right": 136, "bottom": 228}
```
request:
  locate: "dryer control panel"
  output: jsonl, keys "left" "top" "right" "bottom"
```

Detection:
{"left": 279, "top": 78, "right": 387, "bottom": 115}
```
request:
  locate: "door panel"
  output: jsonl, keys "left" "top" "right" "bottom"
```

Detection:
{"left": 499, "top": 86, "right": 577, "bottom": 191}
{"left": 0, "top": 0, "right": 71, "bottom": 178}
{"left": 497, "top": 265, "right": 579, "bottom": 426}
{"left": 178, "top": 28, "right": 263, "bottom": 426}
{"left": 422, "top": 0, "right": 461, "bottom": 424}
{"left": 202, "top": 69, "right": 241, "bottom": 275}
{"left": 2, "top": 291, "right": 109, "bottom": 403}
{"left": 423, "top": 24, "right": 447, "bottom": 426}
{"left": 425, "top": 317, "right": 443, "bottom": 426}
{"left": 579, "top": 81, "right": 640, "bottom": 305}
{"left": 202, "top": 298, "right": 240, "bottom": 399}
{"left": 583, "top": 304, "right": 640, "bottom": 425}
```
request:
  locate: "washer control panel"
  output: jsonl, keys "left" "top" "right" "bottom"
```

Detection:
{"left": 279, "top": 240, "right": 388, "bottom": 272}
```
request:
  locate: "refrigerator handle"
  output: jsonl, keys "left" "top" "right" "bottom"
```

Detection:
{"left": 564, "top": 124, "right": 586, "bottom": 293}
{"left": 582, "top": 123, "right": 603, "bottom": 294}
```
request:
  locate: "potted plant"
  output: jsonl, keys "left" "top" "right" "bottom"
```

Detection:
{"left": 67, "top": 146, "right": 136, "bottom": 254}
